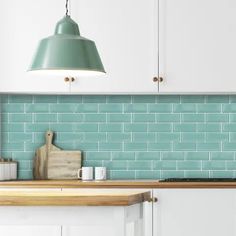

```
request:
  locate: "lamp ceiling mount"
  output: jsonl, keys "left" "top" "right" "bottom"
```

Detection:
{"left": 65, "top": 0, "right": 69, "bottom": 16}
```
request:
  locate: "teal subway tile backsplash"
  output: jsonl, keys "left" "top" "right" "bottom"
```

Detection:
{"left": 197, "top": 104, "right": 221, "bottom": 113}
{"left": 161, "top": 152, "right": 184, "bottom": 161}
{"left": 99, "top": 104, "right": 123, "bottom": 113}
{"left": 180, "top": 95, "right": 205, "bottom": 103}
{"left": 185, "top": 152, "right": 209, "bottom": 160}
{"left": 108, "top": 114, "right": 131, "bottom": 122}
{"left": 148, "top": 123, "right": 172, "bottom": 132}
{"left": 173, "top": 103, "right": 196, "bottom": 113}
{"left": 112, "top": 152, "right": 135, "bottom": 160}
{"left": 207, "top": 114, "right": 229, "bottom": 122}
{"left": 124, "top": 104, "right": 147, "bottom": 113}
{"left": 110, "top": 170, "right": 136, "bottom": 179}
{"left": 206, "top": 95, "right": 229, "bottom": 103}
{"left": 210, "top": 152, "right": 234, "bottom": 160}
{"left": 182, "top": 114, "right": 205, "bottom": 122}
{"left": 210, "top": 171, "right": 234, "bottom": 178}
{"left": 2, "top": 95, "right": 236, "bottom": 180}
{"left": 107, "top": 133, "right": 131, "bottom": 142}
{"left": 25, "top": 104, "right": 49, "bottom": 113}
{"left": 177, "top": 161, "right": 201, "bottom": 170}
{"left": 2, "top": 104, "right": 24, "bottom": 113}
{"left": 133, "top": 114, "right": 155, "bottom": 122}
{"left": 157, "top": 114, "right": 180, "bottom": 122}
{"left": 35, "top": 114, "right": 57, "bottom": 123}
{"left": 149, "top": 104, "right": 172, "bottom": 113}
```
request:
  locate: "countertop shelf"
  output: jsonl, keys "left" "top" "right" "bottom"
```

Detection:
{"left": 0, "top": 180, "right": 236, "bottom": 188}
{"left": 0, "top": 189, "right": 151, "bottom": 206}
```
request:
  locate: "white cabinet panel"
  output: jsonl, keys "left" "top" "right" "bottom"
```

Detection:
{"left": 70, "top": 0, "right": 158, "bottom": 94}
{"left": 2, "top": 0, "right": 236, "bottom": 94}
{"left": 159, "top": 0, "right": 236, "bottom": 93}
{"left": 153, "top": 189, "right": 236, "bottom": 236}
{"left": 0, "top": 0, "right": 158, "bottom": 94}
{"left": 0, "top": 226, "right": 61, "bottom": 236}
{"left": 63, "top": 226, "right": 114, "bottom": 236}
{"left": 0, "top": 0, "right": 69, "bottom": 93}
{"left": 62, "top": 188, "right": 153, "bottom": 236}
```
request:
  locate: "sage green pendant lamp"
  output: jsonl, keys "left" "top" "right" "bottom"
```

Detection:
{"left": 29, "top": 0, "right": 105, "bottom": 77}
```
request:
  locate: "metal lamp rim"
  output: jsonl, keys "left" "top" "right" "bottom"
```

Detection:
{"left": 28, "top": 68, "right": 106, "bottom": 73}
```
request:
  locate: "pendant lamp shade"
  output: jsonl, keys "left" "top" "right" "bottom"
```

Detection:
{"left": 29, "top": 16, "right": 105, "bottom": 76}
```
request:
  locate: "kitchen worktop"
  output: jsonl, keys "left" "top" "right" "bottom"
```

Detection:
{"left": 1, "top": 180, "right": 236, "bottom": 188}
{"left": 0, "top": 189, "right": 151, "bottom": 206}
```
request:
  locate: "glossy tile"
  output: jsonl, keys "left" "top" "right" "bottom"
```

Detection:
{"left": 2, "top": 94, "right": 236, "bottom": 179}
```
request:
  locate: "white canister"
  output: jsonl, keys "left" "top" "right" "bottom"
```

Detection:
{"left": 95, "top": 167, "right": 107, "bottom": 181}
{"left": 3, "top": 163, "right": 10, "bottom": 180}
{"left": 10, "top": 162, "right": 17, "bottom": 180}
{"left": 0, "top": 164, "right": 4, "bottom": 181}
{"left": 78, "top": 167, "right": 93, "bottom": 181}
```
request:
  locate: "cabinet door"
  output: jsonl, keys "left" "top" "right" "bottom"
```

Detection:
{"left": 0, "top": 0, "right": 69, "bottom": 93}
{"left": 70, "top": 0, "right": 158, "bottom": 94}
{"left": 62, "top": 188, "right": 153, "bottom": 236}
{"left": 159, "top": 0, "right": 236, "bottom": 93}
{"left": 153, "top": 189, "right": 236, "bottom": 236}
{"left": 63, "top": 226, "right": 113, "bottom": 236}
{"left": 0, "top": 226, "right": 61, "bottom": 236}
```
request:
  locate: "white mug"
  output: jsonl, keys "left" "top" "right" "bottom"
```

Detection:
{"left": 95, "top": 167, "right": 107, "bottom": 181}
{"left": 78, "top": 167, "right": 93, "bottom": 181}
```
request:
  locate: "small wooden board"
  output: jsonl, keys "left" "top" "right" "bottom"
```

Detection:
{"left": 33, "top": 131, "right": 61, "bottom": 180}
{"left": 47, "top": 151, "right": 82, "bottom": 180}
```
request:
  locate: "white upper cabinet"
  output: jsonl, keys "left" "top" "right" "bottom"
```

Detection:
{"left": 2, "top": 0, "right": 236, "bottom": 94}
{"left": 158, "top": 0, "right": 236, "bottom": 93}
{"left": 70, "top": 0, "right": 158, "bottom": 94}
{"left": 0, "top": 0, "right": 70, "bottom": 93}
{"left": 0, "top": 0, "right": 158, "bottom": 94}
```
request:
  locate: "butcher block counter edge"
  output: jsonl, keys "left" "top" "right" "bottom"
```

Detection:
{"left": 0, "top": 189, "right": 151, "bottom": 206}
{"left": 0, "top": 180, "right": 236, "bottom": 188}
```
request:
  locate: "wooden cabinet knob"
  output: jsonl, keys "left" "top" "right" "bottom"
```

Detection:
{"left": 153, "top": 77, "right": 163, "bottom": 83}
{"left": 148, "top": 197, "right": 158, "bottom": 203}
{"left": 64, "top": 77, "right": 75, "bottom": 82}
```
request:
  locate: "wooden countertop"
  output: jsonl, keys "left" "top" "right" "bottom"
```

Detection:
{"left": 0, "top": 189, "right": 151, "bottom": 206}
{"left": 1, "top": 180, "right": 236, "bottom": 188}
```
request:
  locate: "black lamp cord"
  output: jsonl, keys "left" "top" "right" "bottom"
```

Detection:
{"left": 65, "top": 0, "right": 69, "bottom": 16}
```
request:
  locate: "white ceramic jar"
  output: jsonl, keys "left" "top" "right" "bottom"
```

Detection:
{"left": 3, "top": 163, "right": 10, "bottom": 180}
{"left": 0, "top": 164, "right": 4, "bottom": 181}
{"left": 0, "top": 161, "right": 17, "bottom": 181}
{"left": 10, "top": 162, "right": 17, "bottom": 180}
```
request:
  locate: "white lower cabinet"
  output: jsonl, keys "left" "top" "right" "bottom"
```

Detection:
{"left": 60, "top": 204, "right": 147, "bottom": 236}
{"left": 62, "top": 226, "right": 115, "bottom": 236}
{"left": 61, "top": 202, "right": 152, "bottom": 236}
{"left": 153, "top": 189, "right": 236, "bottom": 236}
{"left": 0, "top": 188, "right": 63, "bottom": 236}
{"left": 0, "top": 226, "right": 61, "bottom": 236}
{"left": 2, "top": 187, "right": 236, "bottom": 236}
{"left": 62, "top": 188, "right": 153, "bottom": 236}
{"left": 0, "top": 187, "right": 152, "bottom": 236}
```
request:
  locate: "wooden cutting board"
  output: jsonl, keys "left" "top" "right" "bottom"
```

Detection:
{"left": 33, "top": 131, "right": 61, "bottom": 180}
{"left": 47, "top": 151, "right": 82, "bottom": 179}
